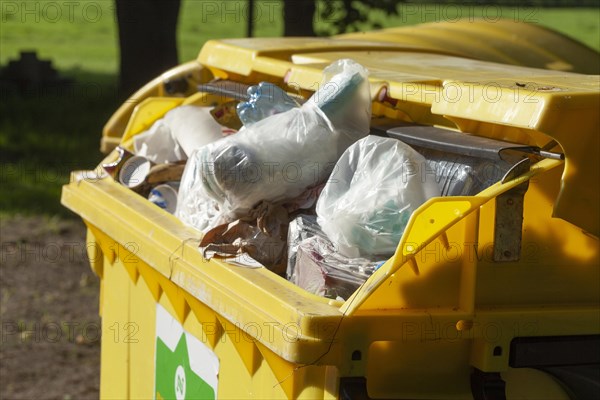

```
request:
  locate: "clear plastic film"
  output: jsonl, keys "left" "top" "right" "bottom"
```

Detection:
{"left": 176, "top": 59, "right": 372, "bottom": 231}
{"left": 286, "top": 214, "right": 320, "bottom": 281}
{"left": 287, "top": 214, "right": 382, "bottom": 300}
{"left": 415, "top": 146, "right": 512, "bottom": 196}
{"left": 316, "top": 135, "right": 441, "bottom": 259}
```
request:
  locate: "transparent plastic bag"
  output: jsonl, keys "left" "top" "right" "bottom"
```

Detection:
{"left": 286, "top": 214, "right": 319, "bottom": 280}
{"left": 316, "top": 135, "right": 441, "bottom": 258}
{"left": 176, "top": 59, "right": 371, "bottom": 231}
{"left": 287, "top": 214, "right": 382, "bottom": 300}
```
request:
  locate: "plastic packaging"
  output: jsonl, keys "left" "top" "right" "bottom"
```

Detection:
{"left": 176, "top": 59, "right": 371, "bottom": 231}
{"left": 286, "top": 214, "right": 319, "bottom": 280}
{"left": 236, "top": 82, "right": 300, "bottom": 126}
{"left": 415, "top": 146, "right": 511, "bottom": 196}
{"left": 287, "top": 215, "right": 382, "bottom": 300}
{"left": 168, "top": 105, "right": 231, "bottom": 156}
{"left": 134, "top": 105, "right": 229, "bottom": 163}
{"left": 316, "top": 135, "right": 441, "bottom": 258}
{"left": 134, "top": 121, "right": 185, "bottom": 164}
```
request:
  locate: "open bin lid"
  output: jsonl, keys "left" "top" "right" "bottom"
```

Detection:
{"left": 197, "top": 35, "right": 599, "bottom": 238}
{"left": 337, "top": 19, "right": 600, "bottom": 74}
{"left": 370, "top": 122, "right": 563, "bottom": 162}
{"left": 101, "top": 21, "right": 599, "bottom": 237}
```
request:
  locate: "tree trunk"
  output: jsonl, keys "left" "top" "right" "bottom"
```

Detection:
{"left": 283, "top": 0, "right": 316, "bottom": 37}
{"left": 115, "top": 0, "right": 181, "bottom": 97}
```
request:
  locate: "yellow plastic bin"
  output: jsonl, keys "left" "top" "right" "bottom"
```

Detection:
{"left": 62, "top": 21, "right": 599, "bottom": 399}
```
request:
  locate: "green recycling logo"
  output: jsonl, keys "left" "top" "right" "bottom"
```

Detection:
{"left": 175, "top": 365, "right": 186, "bottom": 400}
{"left": 155, "top": 305, "right": 219, "bottom": 400}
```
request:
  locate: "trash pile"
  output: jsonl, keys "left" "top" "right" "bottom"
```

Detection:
{"left": 102, "top": 59, "right": 506, "bottom": 300}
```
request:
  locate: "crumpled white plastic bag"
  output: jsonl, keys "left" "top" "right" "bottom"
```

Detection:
{"left": 134, "top": 120, "right": 185, "bottom": 164}
{"left": 176, "top": 59, "right": 372, "bottom": 231}
{"left": 134, "top": 105, "right": 227, "bottom": 163}
{"left": 316, "top": 135, "right": 441, "bottom": 258}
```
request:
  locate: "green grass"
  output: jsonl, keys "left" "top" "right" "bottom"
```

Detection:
{"left": 526, "top": 8, "right": 600, "bottom": 51}
{"left": 2, "top": 2, "right": 597, "bottom": 74}
{"left": 0, "top": 71, "right": 119, "bottom": 216}
{"left": 0, "top": 1, "right": 119, "bottom": 74}
{"left": 178, "top": 0, "right": 284, "bottom": 64}
{"left": 0, "top": 0, "right": 286, "bottom": 75}
{"left": 0, "top": 1, "right": 598, "bottom": 216}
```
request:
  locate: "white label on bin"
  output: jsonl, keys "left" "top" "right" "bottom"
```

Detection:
{"left": 155, "top": 304, "right": 219, "bottom": 400}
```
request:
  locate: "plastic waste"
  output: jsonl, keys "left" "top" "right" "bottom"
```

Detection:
{"left": 176, "top": 59, "right": 372, "bottom": 231}
{"left": 134, "top": 105, "right": 230, "bottom": 163}
{"left": 286, "top": 214, "right": 319, "bottom": 281}
{"left": 287, "top": 215, "right": 382, "bottom": 300}
{"left": 236, "top": 82, "right": 300, "bottom": 126}
{"left": 134, "top": 120, "right": 185, "bottom": 164}
{"left": 415, "top": 146, "right": 511, "bottom": 196}
{"left": 316, "top": 135, "right": 441, "bottom": 258}
{"left": 168, "top": 105, "right": 232, "bottom": 156}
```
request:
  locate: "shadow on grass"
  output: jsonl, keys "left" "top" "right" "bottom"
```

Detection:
{"left": 0, "top": 69, "right": 122, "bottom": 217}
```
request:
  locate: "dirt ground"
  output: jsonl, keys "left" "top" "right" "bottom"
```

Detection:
{"left": 0, "top": 216, "right": 100, "bottom": 400}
